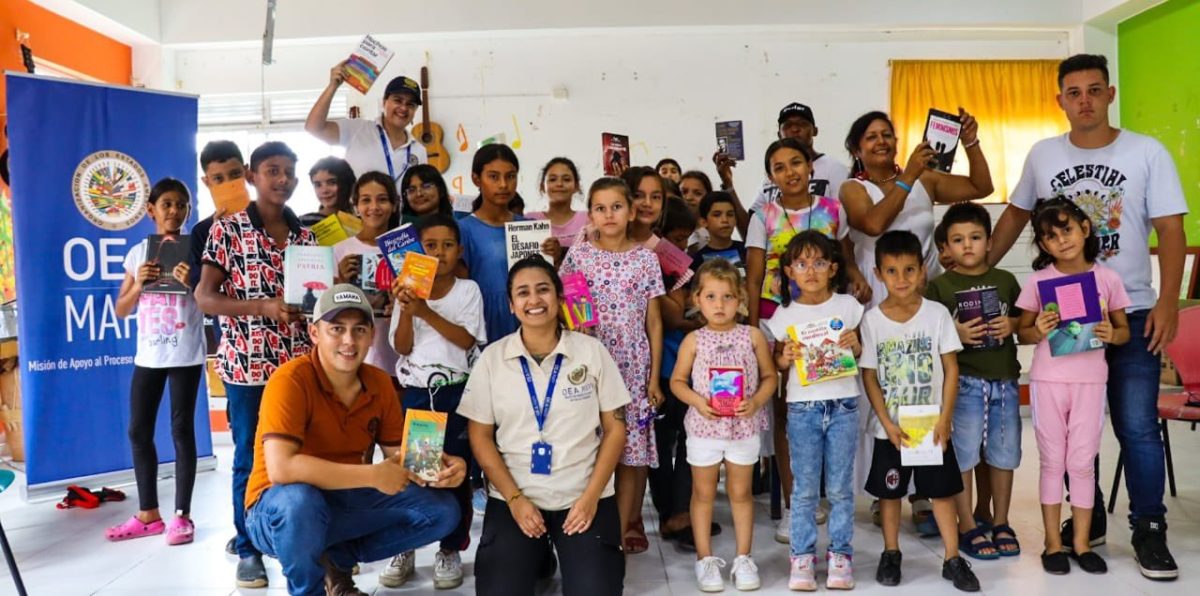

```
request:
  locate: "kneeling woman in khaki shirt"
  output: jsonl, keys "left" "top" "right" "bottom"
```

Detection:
{"left": 459, "top": 256, "right": 630, "bottom": 595}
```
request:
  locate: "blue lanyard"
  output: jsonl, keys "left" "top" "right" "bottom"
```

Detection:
{"left": 519, "top": 354, "right": 564, "bottom": 434}
{"left": 375, "top": 124, "right": 412, "bottom": 182}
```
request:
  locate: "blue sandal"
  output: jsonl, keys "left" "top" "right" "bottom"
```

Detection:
{"left": 960, "top": 526, "right": 1001, "bottom": 560}
{"left": 991, "top": 523, "right": 1021, "bottom": 557}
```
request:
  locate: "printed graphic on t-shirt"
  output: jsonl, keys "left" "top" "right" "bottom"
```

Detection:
{"left": 1049, "top": 164, "right": 1127, "bottom": 260}
{"left": 875, "top": 332, "right": 935, "bottom": 418}
{"left": 138, "top": 293, "right": 188, "bottom": 349}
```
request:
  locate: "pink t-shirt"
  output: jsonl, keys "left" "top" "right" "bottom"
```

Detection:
{"left": 1016, "top": 263, "right": 1131, "bottom": 383}
{"left": 525, "top": 210, "right": 590, "bottom": 248}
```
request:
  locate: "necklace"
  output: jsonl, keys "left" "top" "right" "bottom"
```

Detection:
{"left": 869, "top": 172, "right": 899, "bottom": 184}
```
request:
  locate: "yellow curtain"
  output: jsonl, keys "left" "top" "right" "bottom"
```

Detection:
{"left": 890, "top": 60, "right": 1069, "bottom": 203}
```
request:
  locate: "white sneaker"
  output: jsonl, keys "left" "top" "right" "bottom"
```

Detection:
{"left": 789, "top": 554, "right": 817, "bottom": 591}
{"left": 378, "top": 550, "right": 415, "bottom": 588}
{"left": 695, "top": 556, "right": 727, "bottom": 592}
{"left": 816, "top": 499, "right": 829, "bottom": 525}
{"left": 731, "top": 555, "right": 761, "bottom": 591}
{"left": 826, "top": 552, "right": 855, "bottom": 590}
{"left": 775, "top": 509, "right": 791, "bottom": 544}
{"left": 433, "top": 549, "right": 463, "bottom": 590}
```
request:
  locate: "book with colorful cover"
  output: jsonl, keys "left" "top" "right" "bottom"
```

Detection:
{"left": 397, "top": 251, "right": 438, "bottom": 300}
{"left": 376, "top": 223, "right": 423, "bottom": 275}
{"left": 344, "top": 34, "right": 395, "bottom": 95}
{"left": 787, "top": 317, "right": 857, "bottom": 386}
{"left": 143, "top": 234, "right": 191, "bottom": 295}
{"left": 899, "top": 404, "right": 943, "bottom": 466}
{"left": 1037, "top": 270, "right": 1104, "bottom": 357}
{"left": 922, "top": 108, "right": 962, "bottom": 173}
{"left": 560, "top": 271, "right": 598, "bottom": 330}
{"left": 954, "top": 286, "right": 1003, "bottom": 349}
{"left": 284, "top": 246, "right": 335, "bottom": 314}
{"left": 715, "top": 120, "right": 745, "bottom": 161}
{"left": 708, "top": 366, "right": 745, "bottom": 417}
{"left": 652, "top": 237, "right": 693, "bottom": 279}
{"left": 358, "top": 253, "right": 389, "bottom": 315}
{"left": 601, "top": 132, "right": 629, "bottom": 176}
{"left": 210, "top": 179, "right": 250, "bottom": 215}
{"left": 399, "top": 409, "right": 447, "bottom": 483}
{"left": 504, "top": 220, "right": 551, "bottom": 270}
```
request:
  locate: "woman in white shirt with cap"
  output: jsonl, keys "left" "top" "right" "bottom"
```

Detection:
{"left": 459, "top": 256, "right": 629, "bottom": 596}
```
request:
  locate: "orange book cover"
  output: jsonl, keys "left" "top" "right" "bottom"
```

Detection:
{"left": 399, "top": 252, "right": 438, "bottom": 299}
{"left": 210, "top": 179, "right": 250, "bottom": 215}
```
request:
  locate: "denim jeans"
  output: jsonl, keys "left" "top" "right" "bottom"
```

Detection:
{"left": 225, "top": 383, "right": 264, "bottom": 557}
{"left": 402, "top": 383, "right": 472, "bottom": 551}
{"left": 787, "top": 398, "right": 858, "bottom": 557}
{"left": 246, "top": 483, "right": 459, "bottom": 596}
{"left": 1106, "top": 310, "right": 1168, "bottom": 523}
{"left": 952, "top": 376, "right": 1021, "bottom": 471}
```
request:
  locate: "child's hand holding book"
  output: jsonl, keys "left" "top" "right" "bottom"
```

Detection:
{"left": 838, "top": 329, "right": 861, "bottom": 357}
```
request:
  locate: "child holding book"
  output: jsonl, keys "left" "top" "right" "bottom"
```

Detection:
{"left": 387, "top": 213, "right": 487, "bottom": 590}
{"left": 924, "top": 203, "right": 1023, "bottom": 560}
{"left": 400, "top": 164, "right": 455, "bottom": 223}
{"left": 1015, "top": 198, "right": 1130, "bottom": 576}
{"left": 859, "top": 230, "right": 979, "bottom": 592}
{"left": 196, "top": 141, "right": 316, "bottom": 589}
{"left": 560, "top": 177, "right": 665, "bottom": 555}
{"left": 107, "top": 178, "right": 206, "bottom": 546}
{"left": 334, "top": 171, "right": 401, "bottom": 375}
{"left": 525, "top": 157, "right": 589, "bottom": 248}
{"left": 301, "top": 156, "right": 355, "bottom": 227}
{"left": 764, "top": 231, "right": 863, "bottom": 590}
{"left": 670, "top": 259, "right": 777, "bottom": 592}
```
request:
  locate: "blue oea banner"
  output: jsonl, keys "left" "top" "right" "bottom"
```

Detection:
{"left": 6, "top": 74, "right": 212, "bottom": 489}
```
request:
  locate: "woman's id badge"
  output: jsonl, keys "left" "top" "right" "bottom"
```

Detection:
{"left": 531, "top": 441, "right": 553, "bottom": 475}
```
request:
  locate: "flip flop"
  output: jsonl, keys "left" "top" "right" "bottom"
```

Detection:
{"left": 165, "top": 516, "right": 195, "bottom": 546}
{"left": 106, "top": 516, "right": 166, "bottom": 541}
{"left": 991, "top": 523, "right": 1021, "bottom": 557}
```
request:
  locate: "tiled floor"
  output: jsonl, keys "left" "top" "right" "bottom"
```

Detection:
{"left": 1, "top": 415, "right": 1198, "bottom": 595}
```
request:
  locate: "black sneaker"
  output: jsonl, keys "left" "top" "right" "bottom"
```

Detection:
{"left": 942, "top": 556, "right": 980, "bottom": 592}
{"left": 1059, "top": 513, "right": 1106, "bottom": 553}
{"left": 876, "top": 550, "right": 902, "bottom": 586}
{"left": 1042, "top": 551, "right": 1070, "bottom": 575}
{"left": 236, "top": 554, "right": 268, "bottom": 588}
{"left": 225, "top": 536, "right": 237, "bottom": 556}
{"left": 1072, "top": 551, "right": 1108, "bottom": 574}
{"left": 1131, "top": 519, "right": 1179, "bottom": 580}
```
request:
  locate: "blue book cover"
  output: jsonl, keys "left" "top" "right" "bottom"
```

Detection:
{"left": 376, "top": 223, "right": 423, "bottom": 276}
{"left": 1036, "top": 270, "right": 1104, "bottom": 357}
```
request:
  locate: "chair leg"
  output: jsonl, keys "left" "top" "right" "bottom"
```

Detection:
{"left": 1108, "top": 451, "right": 1123, "bottom": 515}
{"left": 1162, "top": 420, "right": 1177, "bottom": 498}
{"left": 0, "top": 516, "right": 27, "bottom": 596}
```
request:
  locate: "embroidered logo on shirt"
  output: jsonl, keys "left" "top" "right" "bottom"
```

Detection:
{"left": 568, "top": 365, "right": 588, "bottom": 385}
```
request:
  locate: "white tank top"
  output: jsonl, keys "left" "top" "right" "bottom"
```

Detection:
{"left": 846, "top": 178, "right": 942, "bottom": 309}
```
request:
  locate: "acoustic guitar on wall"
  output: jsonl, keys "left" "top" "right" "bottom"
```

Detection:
{"left": 412, "top": 66, "right": 449, "bottom": 173}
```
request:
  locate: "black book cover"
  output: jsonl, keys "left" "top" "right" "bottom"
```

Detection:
{"left": 144, "top": 234, "right": 191, "bottom": 294}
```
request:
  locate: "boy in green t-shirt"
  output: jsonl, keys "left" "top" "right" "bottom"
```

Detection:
{"left": 925, "top": 202, "right": 1023, "bottom": 561}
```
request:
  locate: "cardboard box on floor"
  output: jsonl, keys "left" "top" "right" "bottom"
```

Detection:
{"left": 1160, "top": 299, "right": 1200, "bottom": 386}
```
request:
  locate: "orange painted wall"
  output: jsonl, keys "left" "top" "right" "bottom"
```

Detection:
{"left": 0, "top": 0, "right": 132, "bottom": 147}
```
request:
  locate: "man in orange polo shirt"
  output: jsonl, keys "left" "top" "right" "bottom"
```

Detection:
{"left": 244, "top": 284, "right": 465, "bottom": 596}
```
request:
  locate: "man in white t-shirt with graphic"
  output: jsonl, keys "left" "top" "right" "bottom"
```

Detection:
{"left": 989, "top": 54, "right": 1188, "bottom": 581}
{"left": 306, "top": 63, "right": 428, "bottom": 186}
{"left": 714, "top": 102, "right": 849, "bottom": 240}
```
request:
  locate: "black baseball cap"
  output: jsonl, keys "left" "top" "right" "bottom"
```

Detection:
{"left": 778, "top": 102, "right": 815, "bottom": 126}
{"left": 383, "top": 76, "right": 422, "bottom": 105}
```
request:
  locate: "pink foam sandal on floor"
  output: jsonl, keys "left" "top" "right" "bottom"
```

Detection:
{"left": 165, "top": 516, "right": 195, "bottom": 546}
{"left": 105, "top": 516, "right": 165, "bottom": 541}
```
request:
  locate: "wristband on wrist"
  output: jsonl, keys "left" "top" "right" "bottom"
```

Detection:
{"left": 895, "top": 180, "right": 913, "bottom": 193}
{"left": 962, "top": 138, "right": 980, "bottom": 149}
{"left": 507, "top": 491, "right": 524, "bottom": 505}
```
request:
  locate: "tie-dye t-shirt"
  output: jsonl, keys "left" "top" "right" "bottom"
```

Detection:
{"left": 745, "top": 195, "right": 848, "bottom": 304}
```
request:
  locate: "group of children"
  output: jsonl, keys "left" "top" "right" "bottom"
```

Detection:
{"left": 106, "top": 111, "right": 1134, "bottom": 593}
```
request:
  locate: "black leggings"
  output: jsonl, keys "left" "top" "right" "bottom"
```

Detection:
{"left": 128, "top": 364, "right": 203, "bottom": 514}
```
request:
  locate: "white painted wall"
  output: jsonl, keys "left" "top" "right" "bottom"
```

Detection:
{"left": 175, "top": 28, "right": 1069, "bottom": 212}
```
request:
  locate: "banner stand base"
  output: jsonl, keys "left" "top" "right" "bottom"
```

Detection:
{"left": 22, "top": 455, "right": 219, "bottom": 503}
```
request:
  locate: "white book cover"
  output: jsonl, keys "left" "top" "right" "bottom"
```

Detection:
{"left": 899, "top": 404, "right": 943, "bottom": 467}
{"left": 505, "top": 220, "right": 551, "bottom": 270}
